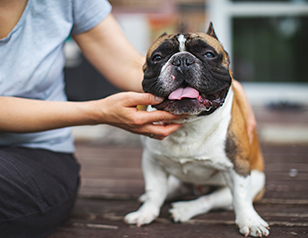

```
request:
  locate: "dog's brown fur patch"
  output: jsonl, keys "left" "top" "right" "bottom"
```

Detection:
{"left": 226, "top": 84, "right": 264, "bottom": 177}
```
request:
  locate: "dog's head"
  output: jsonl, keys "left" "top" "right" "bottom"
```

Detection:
{"left": 142, "top": 23, "right": 232, "bottom": 115}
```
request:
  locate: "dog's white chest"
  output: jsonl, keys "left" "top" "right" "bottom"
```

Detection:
{"left": 156, "top": 154, "right": 232, "bottom": 184}
{"left": 143, "top": 90, "right": 234, "bottom": 184}
{"left": 145, "top": 131, "right": 233, "bottom": 184}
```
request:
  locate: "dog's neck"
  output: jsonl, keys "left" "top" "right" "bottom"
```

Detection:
{"left": 167, "top": 87, "right": 234, "bottom": 143}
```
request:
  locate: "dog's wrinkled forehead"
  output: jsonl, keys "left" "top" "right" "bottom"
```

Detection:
{"left": 144, "top": 32, "right": 229, "bottom": 72}
{"left": 146, "top": 32, "right": 226, "bottom": 60}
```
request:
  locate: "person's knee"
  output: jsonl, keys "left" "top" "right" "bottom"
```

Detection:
{"left": 0, "top": 193, "right": 78, "bottom": 238}
{"left": 0, "top": 148, "right": 80, "bottom": 238}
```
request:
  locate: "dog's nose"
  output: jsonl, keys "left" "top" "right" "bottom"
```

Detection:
{"left": 172, "top": 54, "right": 195, "bottom": 68}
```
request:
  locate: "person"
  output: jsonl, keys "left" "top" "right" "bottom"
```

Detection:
{"left": 0, "top": 0, "right": 256, "bottom": 237}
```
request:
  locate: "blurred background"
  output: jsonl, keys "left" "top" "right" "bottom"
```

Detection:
{"left": 64, "top": 0, "right": 308, "bottom": 145}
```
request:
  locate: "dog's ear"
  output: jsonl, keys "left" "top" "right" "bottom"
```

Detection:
{"left": 224, "top": 50, "right": 230, "bottom": 66}
{"left": 206, "top": 22, "right": 218, "bottom": 40}
{"left": 142, "top": 63, "right": 147, "bottom": 72}
{"left": 159, "top": 32, "right": 167, "bottom": 38}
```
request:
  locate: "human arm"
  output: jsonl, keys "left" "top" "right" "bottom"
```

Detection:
{"left": 0, "top": 93, "right": 182, "bottom": 139}
{"left": 72, "top": 13, "right": 145, "bottom": 92}
{"left": 0, "top": 12, "right": 184, "bottom": 139}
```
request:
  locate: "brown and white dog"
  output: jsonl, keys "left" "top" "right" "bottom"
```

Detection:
{"left": 124, "top": 23, "right": 269, "bottom": 237}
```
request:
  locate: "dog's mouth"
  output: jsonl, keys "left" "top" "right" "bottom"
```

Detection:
{"left": 153, "top": 85, "right": 229, "bottom": 115}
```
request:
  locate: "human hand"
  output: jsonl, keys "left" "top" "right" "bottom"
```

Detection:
{"left": 233, "top": 80, "right": 256, "bottom": 144}
{"left": 245, "top": 101, "right": 257, "bottom": 144}
{"left": 92, "top": 92, "right": 183, "bottom": 140}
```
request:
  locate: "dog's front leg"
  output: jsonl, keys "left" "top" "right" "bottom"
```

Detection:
{"left": 124, "top": 149, "right": 168, "bottom": 227}
{"left": 224, "top": 170, "right": 269, "bottom": 237}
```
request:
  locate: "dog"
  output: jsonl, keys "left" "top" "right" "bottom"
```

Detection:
{"left": 124, "top": 23, "right": 269, "bottom": 237}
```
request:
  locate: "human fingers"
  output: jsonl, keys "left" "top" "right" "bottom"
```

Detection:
{"left": 122, "top": 92, "right": 164, "bottom": 107}
{"left": 233, "top": 80, "right": 256, "bottom": 144}
{"left": 140, "top": 123, "right": 183, "bottom": 140}
{"left": 247, "top": 117, "right": 257, "bottom": 144}
{"left": 133, "top": 110, "right": 184, "bottom": 126}
{"left": 119, "top": 92, "right": 184, "bottom": 123}
{"left": 244, "top": 99, "right": 257, "bottom": 144}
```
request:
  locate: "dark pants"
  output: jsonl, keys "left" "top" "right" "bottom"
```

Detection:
{"left": 0, "top": 147, "right": 80, "bottom": 238}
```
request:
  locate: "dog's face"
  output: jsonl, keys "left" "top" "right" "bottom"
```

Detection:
{"left": 142, "top": 23, "right": 232, "bottom": 115}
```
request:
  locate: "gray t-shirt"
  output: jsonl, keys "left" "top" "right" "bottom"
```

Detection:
{"left": 0, "top": 0, "right": 112, "bottom": 152}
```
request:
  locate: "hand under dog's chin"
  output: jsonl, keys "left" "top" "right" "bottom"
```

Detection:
{"left": 153, "top": 99, "right": 209, "bottom": 115}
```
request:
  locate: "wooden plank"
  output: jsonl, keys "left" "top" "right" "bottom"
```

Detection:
{"left": 80, "top": 167, "right": 143, "bottom": 179}
{"left": 48, "top": 143, "right": 308, "bottom": 238}
{"left": 266, "top": 163, "right": 308, "bottom": 172}
{"left": 49, "top": 198, "right": 308, "bottom": 238}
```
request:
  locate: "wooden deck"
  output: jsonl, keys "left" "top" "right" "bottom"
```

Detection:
{"left": 47, "top": 141, "right": 308, "bottom": 238}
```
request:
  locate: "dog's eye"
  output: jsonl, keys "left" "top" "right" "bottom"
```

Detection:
{"left": 152, "top": 54, "right": 163, "bottom": 62}
{"left": 205, "top": 52, "right": 215, "bottom": 58}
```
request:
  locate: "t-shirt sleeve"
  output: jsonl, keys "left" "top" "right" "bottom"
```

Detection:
{"left": 71, "top": 0, "right": 112, "bottom": 35}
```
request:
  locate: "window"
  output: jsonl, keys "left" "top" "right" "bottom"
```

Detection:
{"left": 207, "top": 0, "right": 308, "bottom": 82}
{"left": 232, "top": 16, "right": 308, "bottom": 82}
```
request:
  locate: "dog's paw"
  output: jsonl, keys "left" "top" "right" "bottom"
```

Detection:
{"left": 124, "top": 204, "right": 159, "bottom": 227}
{"left": 138, "top": 193, "right": 147, "bottom": 203}
{"left": 169, "top": 200, "right": 209, "bottom": 223}
{"left": 236, "top": 211, "right": 270, "bottom": 237}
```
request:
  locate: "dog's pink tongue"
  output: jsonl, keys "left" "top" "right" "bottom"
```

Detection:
{"left": 168, "top": 87, "right": 199, "bottom": 100}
